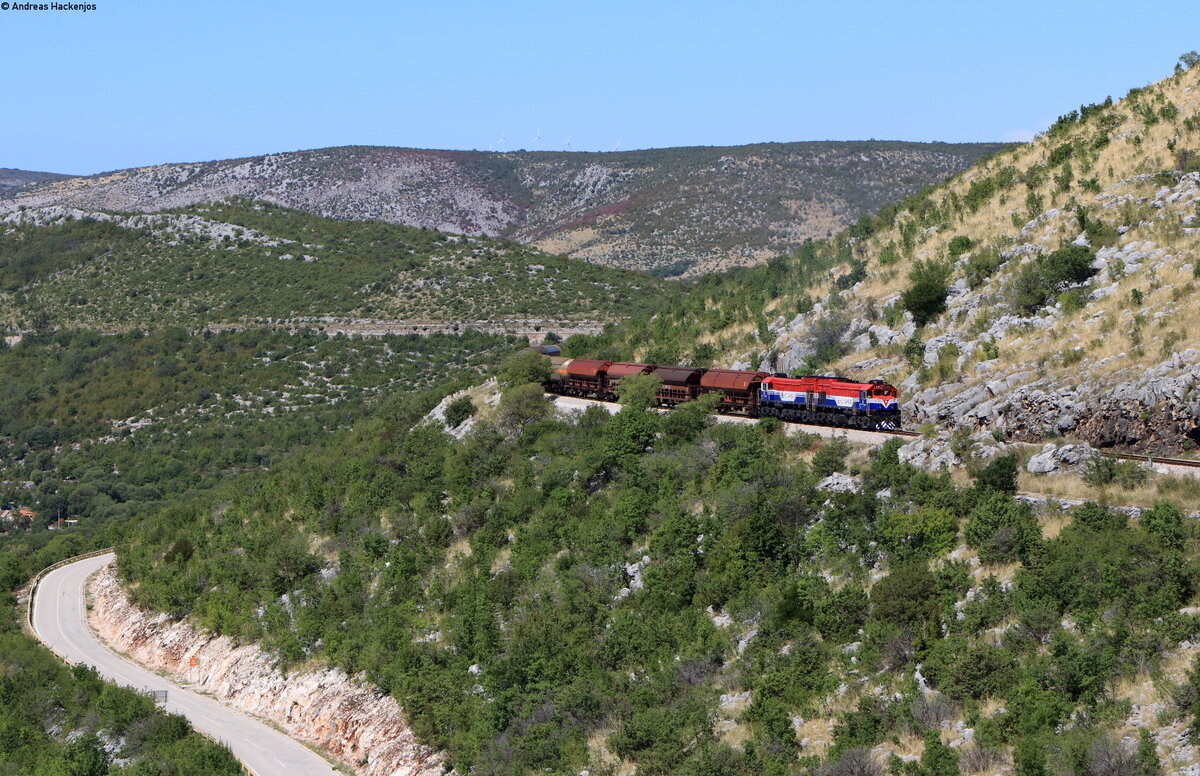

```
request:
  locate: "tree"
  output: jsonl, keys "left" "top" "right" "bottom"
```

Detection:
{"left": 1040, "top": 245, "right": 1097, "bottom": 290}
{"left": 616, "top": 373, "right": 663, "bottom": 410}
{"left": 1141, "top": 500, "right": 1184, "bottom": 542}
{"left": 444, "top": 395, "right": 476, "bottom": 429}
{"left": 879, "top": 507, "right": 957, "bottom": 563}
{"left": 947, "top": 235, "right": 974, "bottom": 258}
{"left": 1181, "top": 51, "right": 1200, "bottom": 70}
{"left": 975, "top": 453, "right": 1018, "bottom": 494}
{"left": 965, "top": 492, "right": 1040, "bottom": 563}
{"left": 900, "top": 260, "right": 952, "bottom": 326}
{"left": 497, "top": 383, "right": 550, "bottom": 433}
{"left": 871, "top": 563, "right": 939, "bottom": 626}
{"left": 497, "top": 350, "right": 549, "bottom": 389}
{"left": 812, "top": 439, "right": 850, "bottom": 478}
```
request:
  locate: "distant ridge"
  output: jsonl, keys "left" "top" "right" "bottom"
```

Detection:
{"left": 0, "top": 168, "right": 75, "bottom": 190}
{"left": 1, "top": 142, "right": 1003, "bottom": 276}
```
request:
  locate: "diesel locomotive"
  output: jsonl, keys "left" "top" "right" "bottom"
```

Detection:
{"left": 545, "top": 357, "right": 901, "bottom": 431}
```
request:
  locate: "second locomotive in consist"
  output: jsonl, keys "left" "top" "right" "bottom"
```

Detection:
{"left": 545, "top": 357, "right": 901, "bottom": 431}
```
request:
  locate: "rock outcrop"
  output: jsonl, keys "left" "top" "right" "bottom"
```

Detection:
{"left": 88, "top": 565, "right": 447, "bottom": 776}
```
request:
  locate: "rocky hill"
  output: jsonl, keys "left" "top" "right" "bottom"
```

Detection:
{"left": 0, "top": 168, "right": 74, "bottom": 190}
{"left": 577, "top": 58, "right": 1200, "bottom": 455}
{"left": 0, "top": 199, "right": 665, "bottom": 331}
{"left": 0, "top": 142, "right": 1002, "bottom": 277}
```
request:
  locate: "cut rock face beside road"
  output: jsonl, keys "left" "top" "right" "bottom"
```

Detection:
{"left": 88, "top": 566, "right": 447, "bottom": 776}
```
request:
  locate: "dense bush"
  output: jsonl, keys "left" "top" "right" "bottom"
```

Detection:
{"left": 900, "top": 260, "right": 952, "bottom": 326}
{"left": 1012, "top": 245, "right": 1099, "bottom": 313}
{"left": 965, "top": 492, "right": 1040, "bottom": 563}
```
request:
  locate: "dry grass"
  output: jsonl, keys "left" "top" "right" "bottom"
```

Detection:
{"left": 888, "top": 730, "right": 926, "bottom": 761}
{"left": 587, "top": 729, "right": 635, "bottom": 776}
{"left": 1040, "top": 511, "right": 1072, "bottom": 540}
{"left": 794, "top": 717, "right": 835, "bottom": 756}
{"left": 1021, "top": 471, "right": 1200, "bottom": 512}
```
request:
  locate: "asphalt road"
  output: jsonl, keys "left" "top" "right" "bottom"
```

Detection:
{"left": 32, "top": 553, "right": 340, "bottom": 776}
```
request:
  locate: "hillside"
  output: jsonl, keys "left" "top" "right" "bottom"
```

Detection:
{"left": 569, "top": 58, "right": 1200, "bottom": 456}
{"left": 0, "top": 199, "right": 665, "bottom": 331}
{"left": 0, "top": 142, "right": 1003, "bottom": 277}
{"left": 0, "top": 168, "right": 74, "bottom": 190}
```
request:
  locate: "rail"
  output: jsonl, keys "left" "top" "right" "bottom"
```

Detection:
{"left": 1109, "top": 452, "right": 1200, "bottom": 470}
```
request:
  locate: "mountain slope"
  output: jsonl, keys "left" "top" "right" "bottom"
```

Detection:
{"left": 0, "top": 142, "right": 1003, "bottom": 277}
{"left": 570, "top": 59, "right": 1200, "bottom": 454}
{"left": 0, "top": 199, "right": 666, "bottom": 331}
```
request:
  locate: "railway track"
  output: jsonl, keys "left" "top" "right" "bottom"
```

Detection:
{"left": 1109, "top": 451, "right": 1200, "bottom": 469}
{"left": 548, "top": 394, "right": 1200, "bottom": 473}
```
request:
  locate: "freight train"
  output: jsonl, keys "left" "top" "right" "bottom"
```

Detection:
{"left": 544, "top": 357, "right": 901, "bottom": 431}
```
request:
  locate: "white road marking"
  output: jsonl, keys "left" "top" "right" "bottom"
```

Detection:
{"left": 32, "top": 554, "right": 337, "bottom": 776}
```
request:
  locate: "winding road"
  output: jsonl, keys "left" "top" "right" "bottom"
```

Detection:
{"left": 31, "top": 553, "right": 339, "bottom": 776}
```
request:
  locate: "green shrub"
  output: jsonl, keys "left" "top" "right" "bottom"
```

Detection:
{"left": 964, "top": 492, "right": 1040, "bottom": 564}
{"left": 497, "top": 350, "right": 550, "bottom": 388}
{"left": 812, "top": 439, "right": 850, "bottom": 478}
{"left": 964, "top": 250, "right": 1004, "bottom": 289}
{"left": 815, "top": 585, "right": 869, "bottom": 641}
{"left": 871, "top": 563, "right": 939, "bottom": 626}
{"left": 444, "top": 395, "right": 476, "bottom": 428}
{"left": 1141, "top": 500, "right": 1184, "bottom": 541}
{"left": 1082, "top": 455, "right": 1149, "bottom": 489}
{"left": 879, "top": 508, "right": 958, "bottom": 563}
{"left": 947, "top": 236, "right": 974, "bottom": 258}
{"left": 901, "top": 260, "right": 952, "bottom": 326}
{"left": 1040, "top": 245, "right": 1098, "bottom": 288}
{"left": 1012, "top": 245, "right": 1098, "bottom": 313}
{"left": 975, "top": 454, "right": 1019, "bottom": 494}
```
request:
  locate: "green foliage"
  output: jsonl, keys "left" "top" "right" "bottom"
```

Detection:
{"left": 975, "top": 453, "right": 1019, "bottom": 494}
{"left": 1012, "top": 245, "right": 1098, "bottom": 313}
{"left": 947, "top": 235, "right": 974, "bottom": 257}
{"left": 879, "top": 508, "right": 957, "bottom": 563}
{"left": 496, "top": 382, "right": 550, "bottom": 432}
{"left": 871, "top": 563, "right": 940, "bottom": 626}
{"left": 964, "top": 249, "right": 1005, "bottom": 289}
{"left": 812, "top": 439, "right": 850, "bottom": 478}
{"left": 964, "top": 492, "right": 1040, "bottom": 564}
{"left": 0, "top": 632, "right": 241, "bottom": 775}
{"left": 616, "top": 373, "right": 664, "bottom": 410}
{"left": 0, "top": 201, "right": 667, "bottom": 329}
{"left": 900, "top": 260, "right": 952, "bottom": 327}
{"left": 1141, "top": 500, "right": 1184, "bottom": 541}
{"left": 497, "top": 350, "right": 551, "bottom": 389}
{"left": 1083, "top": 454, "right": 1150, "bottom": 489}
{"left": 0, "top": 328, "right": 517, "bottom": 531}
{"left": 444, "top": 395, "right": 476, "bottom": 428}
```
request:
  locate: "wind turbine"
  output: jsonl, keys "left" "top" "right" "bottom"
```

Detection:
{"left": 564, "top": 134, "right": 573, "bottom": 150}
{"left": 532, "top": 128, "right": 542, "bottom": 143}
{"left": 496, "top": 134, "right": 507, "bottom": 151}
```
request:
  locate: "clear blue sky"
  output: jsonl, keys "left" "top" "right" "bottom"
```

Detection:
{"left": 2, "top": 0, "right": 1196, "bottom": 175}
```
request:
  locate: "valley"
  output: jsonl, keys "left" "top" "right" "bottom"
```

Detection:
{"left": 4, "top": 34, "right": 1200, "bottom": 776}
